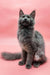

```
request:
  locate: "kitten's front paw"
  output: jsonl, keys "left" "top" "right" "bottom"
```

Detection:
{"left": 18, "top": 61, "right": 25, "bottom": 66}
{"left": 26, "top": 64, "right": 32, "bottom": 69}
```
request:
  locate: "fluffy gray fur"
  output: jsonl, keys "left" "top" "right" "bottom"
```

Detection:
{"left": 17, "top": 9, "right": 47, "bottom": 69}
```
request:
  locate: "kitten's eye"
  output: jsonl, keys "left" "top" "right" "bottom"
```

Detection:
{"left": 22, "top": 16, "right": 25, "bottom": 18}
{"left": 27, "top": 16, "right": 30, "bottom": 18}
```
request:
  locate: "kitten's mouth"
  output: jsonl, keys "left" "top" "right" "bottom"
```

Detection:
{"left": 22, "top": 21, "right": 29, "bottom": 26}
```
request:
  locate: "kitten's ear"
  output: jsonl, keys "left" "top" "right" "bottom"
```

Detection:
{"left": 30, "top": 10, "right": 36, "bottom": 19}
{"left": 19, "top": 9, "right": 24, "bottom": 17}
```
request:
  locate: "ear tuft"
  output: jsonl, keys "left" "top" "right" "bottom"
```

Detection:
{"left": 19, "top": 9, "right": 24, "bottom": 17}
{"left": 30, "top": 10, "right": 36, "bottom": 19}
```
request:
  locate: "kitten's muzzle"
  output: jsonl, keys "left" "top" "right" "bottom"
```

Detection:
{"left": 24, "top": 18, "right": 27, "bottom": 21}
{"left": 23, "top": 20, "right": 29, "bottom": 24}
{"left": 23, "top": 18, "right": 29, "bottom": 23}
{"left": 23, "top": 18, "right": 27, "bottom": 22}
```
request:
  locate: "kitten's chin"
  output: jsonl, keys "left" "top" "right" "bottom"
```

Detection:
{"left": 22, "top": 21, "right": 30, "bottom": 26}
{"left": 22, "top": 23, "right": 29, "bottom": 26}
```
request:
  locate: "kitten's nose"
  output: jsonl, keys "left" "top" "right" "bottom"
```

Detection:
{"left": 24, "top": 17, "right": 27, "bottom": 21}
{"left": 24, "top": 18, "right": 27, "bottom": 21}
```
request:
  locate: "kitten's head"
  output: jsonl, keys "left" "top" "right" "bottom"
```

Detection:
{"left": 18, "top": 9, "right": 36, "bottom": 27}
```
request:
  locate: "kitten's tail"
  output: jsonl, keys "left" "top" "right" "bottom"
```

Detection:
{"left": 1, "top": 52, "right": 21, "bottom": 60}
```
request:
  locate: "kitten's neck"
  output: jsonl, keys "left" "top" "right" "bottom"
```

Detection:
{"left": 18, "top": 25, "right": 34, "bottom": 38}
{"left": 19, "top": 25, "right": 34, "bottom": 31}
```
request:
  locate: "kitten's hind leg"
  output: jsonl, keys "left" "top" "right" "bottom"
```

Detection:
{"left": 33, "top": 61, "right": 41, "bottom": 68}
{"left": 33, "top": 54, "right": 47, "bottom": 68}
{"left": 40, "top": 55, "right": 47, "bottom": 64}
{"left": 33, "top": 55, "right": 41, "bottom": 68}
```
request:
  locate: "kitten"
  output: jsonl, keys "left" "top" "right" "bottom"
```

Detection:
{"left": 2, "top": 9, "right": 47, "bottom": 69}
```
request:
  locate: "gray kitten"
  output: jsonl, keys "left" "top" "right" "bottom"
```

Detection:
{"left": 2, "top": 9, "right": 47, "bottom": 69}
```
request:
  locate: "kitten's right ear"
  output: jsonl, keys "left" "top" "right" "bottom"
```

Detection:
{"left": 30, "top": 10, "right": 36, "bottom": 19}
{"left": 19, "top": 9, "right": 24, "bottom": 17}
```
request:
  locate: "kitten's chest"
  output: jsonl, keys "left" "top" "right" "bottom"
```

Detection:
{"left": 18, "top": 30, "right": 32, "bottom": 51}
{"left": 18, "top": 29, "right": 31, "bottom": 42}
{"left": 18, "top": 31, "right": 29, "bottom": 45}
{"left": 19, "top": 36, "right": 29, "bottom": 51}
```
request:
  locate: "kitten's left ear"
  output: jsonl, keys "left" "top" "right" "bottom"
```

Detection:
{"left": 19, "top": 9, "right": 24, "bottom": 17}
{"left": 30, "top": 10, "right": 36, "bottom": 19}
